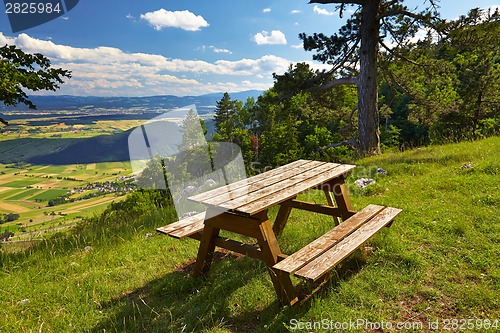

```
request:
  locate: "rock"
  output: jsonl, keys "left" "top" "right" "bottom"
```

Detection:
{"left": 377, "top": 167, "right": 388, "bottom": 175}
{"left": 17, "top": 299, "right": 30, "bottom": 306}
{"left": 354, "top": 178, "right": 376, "bottom": 189}
{"left": 82, "top": 245, "right": 93, "bottom": 253}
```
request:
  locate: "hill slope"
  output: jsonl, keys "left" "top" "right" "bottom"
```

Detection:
{"left": 0, "top": 137, "right": 499, "bottom": 332}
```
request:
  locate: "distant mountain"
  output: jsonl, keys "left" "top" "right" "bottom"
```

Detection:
{"left": 0, "top": 90, "right": 263, "bottom": 114}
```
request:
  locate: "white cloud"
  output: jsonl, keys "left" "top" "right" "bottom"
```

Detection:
{"left": 290, "top": 10, "right": 301, "bottom": 14}
{"left": 140, "top": 9, "right": 209, "bottom": 31}
{"left": 196, "top": 45, "right": 233, "bottom": 54}
{"left": 313, "top": 5, "right": 336, "bottom": 16}
{"left": 291, "top": 43, "right": 303, "bottom": 49}
{"left": 253, "top": 30, "right": 287, "bottom": 45}
{"left": 263, "top": 8, "right": 271, "bottom": 13}
{"left": 0, "top": 33, "right": 331, "bottom": 96}
{"left": 210, "top": 46, "right": 233, "bottom": 54}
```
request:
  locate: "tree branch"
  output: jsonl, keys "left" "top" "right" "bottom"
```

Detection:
{"left": 379, "top": 9, "right": 420, "bottom": 20}
{"left": 318, "top": 77, "right": 358, "bottom": 91}
{"left": 309, "top": 0, "right": 366, "bottom": 5}
{"left": 379, "top": 39, "right": 422, "bottom": 66}
{"left": 317, "top": 139, "right": 358, "bottom": 152}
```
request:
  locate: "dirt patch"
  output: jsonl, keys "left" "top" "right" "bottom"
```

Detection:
{"left": 34, "top": 180, "right": 61, "bottom": 189}
{"left": 0, "top": 201, "right": 30, "bottom": 213}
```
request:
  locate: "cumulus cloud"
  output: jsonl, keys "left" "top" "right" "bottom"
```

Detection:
{"left": 290, "top": 10, "right": 301, "bottom": 14}
{"left": 253, "top": 30, "right": 287, "bottom": 45}
{"left": 313, "top": 5, "right": 336, "bottom": 16}
{"left": 140, "top": 9, "right": 209, "bottom": 31}
{"left": 0, "top": 33, "right": 308, "bottom": 96}
{"left": 263, "top": 8, "right": 271, "bottom": 13}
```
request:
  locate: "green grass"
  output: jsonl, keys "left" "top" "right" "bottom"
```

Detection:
{"left": 30, "top": 189, "right": 68, "bottom": 201}
{"left": 0, "top": 137, "right": 499, "bottom": 332}
{"left": 4, "top": 188, "right": 39, "bottom": 200}
{"left": 1, "top": 179, "right": 41, "bottom": 188}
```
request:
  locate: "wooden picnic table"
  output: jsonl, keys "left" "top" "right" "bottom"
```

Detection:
{"left": 157, "top": 159, "right": 401, "bottom": 306}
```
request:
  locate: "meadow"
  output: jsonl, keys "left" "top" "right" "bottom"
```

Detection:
{"left": 0, "top": 160, "right": 133, "bottom": 239}
{"left": 0, "top": 113, "right": 142, "bottom": 242}
{"left": 0, "top": 137, "right": 498, "bottom": 332}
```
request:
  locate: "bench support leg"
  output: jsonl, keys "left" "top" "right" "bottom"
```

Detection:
{"left": 192, "top": 224, "right": 220, "bottom": 277}
{"left": 257, "top": 220, "right": 298, "bottom": 306}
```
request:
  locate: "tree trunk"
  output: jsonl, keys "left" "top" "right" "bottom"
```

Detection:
{"left": 358, "top": 0, "right": 381, "bottom": 155}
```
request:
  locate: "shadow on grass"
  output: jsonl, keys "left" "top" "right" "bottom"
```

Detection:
{"left": 90, "top": 250, "right": 366, "bottom": 333}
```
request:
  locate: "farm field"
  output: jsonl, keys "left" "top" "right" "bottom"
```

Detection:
{"left": 0, "top": 111, "right": 147, "bottom": 242}
{"left": 0, "top": 161, "right": 134, "bottom": 239}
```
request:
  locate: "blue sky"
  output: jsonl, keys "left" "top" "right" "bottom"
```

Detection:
{"left": 1, "top": 0, "right": 499, "bottom": 97}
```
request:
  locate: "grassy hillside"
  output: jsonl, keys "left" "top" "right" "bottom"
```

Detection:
{"left": 0, "top": 137, "right": 499, "bottom": 332}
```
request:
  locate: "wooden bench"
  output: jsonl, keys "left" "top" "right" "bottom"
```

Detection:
{"left": 273, "top": 204, "right": 402, "bottom": 281}
{"left": 157, "top": 212, "right": 206, "bottom": 239}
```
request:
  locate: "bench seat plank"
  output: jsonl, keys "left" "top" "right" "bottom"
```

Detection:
{"left": 157, "top": 212, "right": 206, "bottom": 239}
{"left": 273, "top": 204, "right": 385, "bottom": 274}
{"left": 294, "top": 207, "right": 402, "bottom": 281}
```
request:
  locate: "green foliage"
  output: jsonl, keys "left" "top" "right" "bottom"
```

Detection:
{"left": 0, "top": 45, "right": 71, "bottom": 109}
{"left": 379, "top": 8, "right": 500, "bottom": 146}
{"left": 3, "top": 213, "right": 20, "bottom": 222}
{"left": 1, "top": 138, "right": 499, "bottom": 332}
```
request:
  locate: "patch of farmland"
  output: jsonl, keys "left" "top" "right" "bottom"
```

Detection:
{"left": 1, "top": 179, "right": 41, "bottom": 188}
{"left": 4, "top": 188, "right": 39, "bottom": 200}
{"left": 30, "top": 189, "right": 68, "bottom": 201}
{"left": 0, "top": 201, "right": 30, "bottom": 213}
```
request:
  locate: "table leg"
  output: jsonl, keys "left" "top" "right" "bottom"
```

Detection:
{"left": 324, "top": 189, "right": 340, "bottom": 226}
{"left": 330, "top": 176, "right": 354, "bottom": 221}
{"left": 192, "top": 223, "right": 220, "bottom": 277}
{"left": 272, "top": 195, "right": 296, "bottom": 236}
{"left": 257, "top": 219, "right": 298, "bottom": 306}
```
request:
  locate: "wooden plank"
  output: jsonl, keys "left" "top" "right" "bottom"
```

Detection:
{"left": 280, "top": 199, "right": 355, "bottom": 218}
{"left": 213, "top": 237, "right": 262, "bottom": 259}
{"left": 272, "top": 201, "right": 294, "bottom": 236}
{"left": 324, "top": 189, "right": 340, "bottom": 225}
{"left": 329, "top": 177, "right": 354, "bottom": 216}
{"left": 234, "top": 164, "right": 355, "bottom": 215}
{"left": 188, "top": 159, "right": 311, "bottom": 203}
{"left": 204, "top": 211, "right": 266, "bottom": 239}
{"left": 194, "top": 160, "right": 326, "bottom": 207}
{"left": 273, "top": 204, "right": 385, "bottom": 274}
{"left": 168, "top": 220, "right": 205, "bottom": 239}
{"left": 192, "top": 222, "right": 220, "bottom": 277}
{"left": 156, "top": 212, "right": 206, "bottom": 235}
{"left": 215, "top": 162, "right": 345, "bottom": 213}
{"left": 256, "top": 220, "right": 298, "bottom": 306}
{"left": 294, "top": 207, "right": 402, "bottom": 281}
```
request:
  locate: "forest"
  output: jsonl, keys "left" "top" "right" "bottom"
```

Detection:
{"left": 209, "top": 8, "right": 499, "bottom": 171}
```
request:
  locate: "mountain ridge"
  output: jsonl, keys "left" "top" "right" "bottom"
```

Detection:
{"left": 0, "top": 90, "right": 263, "bottom": 113}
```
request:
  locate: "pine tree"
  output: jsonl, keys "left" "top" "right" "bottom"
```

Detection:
{"left": 300, "top": 0, "right": 440, "bottom": 155}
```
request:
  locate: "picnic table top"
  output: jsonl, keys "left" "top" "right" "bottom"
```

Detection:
{"left": 188, "top": 159, "right": 356, "bottom": 216}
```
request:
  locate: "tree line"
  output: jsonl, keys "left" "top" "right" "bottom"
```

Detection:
{"left": 210, "top": 7, "right": 499, "bottom": 171}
